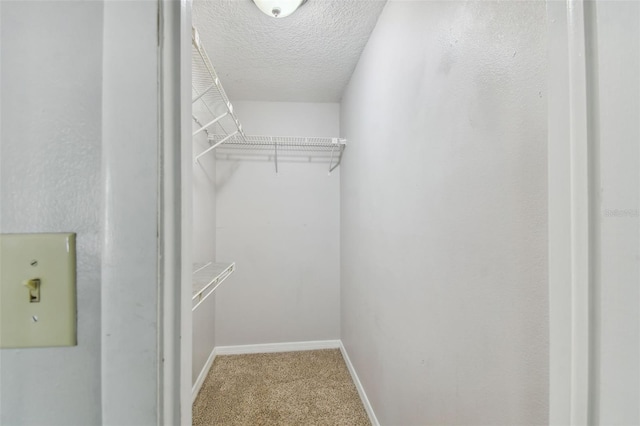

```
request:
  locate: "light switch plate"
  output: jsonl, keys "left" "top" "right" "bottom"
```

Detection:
{"left": 0, "top": 233, "right": 77, "bottom": 348}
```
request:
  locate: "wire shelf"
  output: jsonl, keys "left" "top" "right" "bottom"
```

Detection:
{"left": 214, "top": 135, "right": 347, "bottom": 172}
{"left": 216, "top": 135, "right": 345, "bottom": 150}
{"left": 192, "top": 27, "right": 246, "bottom": 146}
{"left": 191, "top": 26, "right": 347, "bottom": 172}
{"left": 192, "top": 262, "right": 236, "bottom": 311}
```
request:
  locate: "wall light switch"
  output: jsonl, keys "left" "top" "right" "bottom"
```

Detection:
{"left": 0, "top": 233, "right": 77, "bottom": 348}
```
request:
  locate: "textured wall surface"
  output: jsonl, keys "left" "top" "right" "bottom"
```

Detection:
{"left": 192, "top": 0, "right": 386, "bottom": 102}
{"left": 0, "top": 2, "right": 103, "bottom": 424}
{"left": 339, "top": 1, "right": 548, "bottom": 424}
{"left": 1, "top": 1, "right": 162, "bottom": 424}
{"left": 215, "top": 102, "right": 340, "bottom": 345}
{"left": 589, "top": 1, "right": 640, "bottom": 423}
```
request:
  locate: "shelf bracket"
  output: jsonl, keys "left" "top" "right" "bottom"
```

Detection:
{"left": 191, "top": 82, "right": 216, "bottom": 104}
{"left": 328, "top": 144, "right": 337, "bottom": 174}
{"left": 193, "top": 112, "right": 229, "bottom": 137}
{"left": 195, "top": 131, "right": 238, "bottom": 163}
{"left": 329, "top": 148, "right": 344, "bottom": 173}
{"left": 274, "top": 138, "right": 278, "bottom": 174}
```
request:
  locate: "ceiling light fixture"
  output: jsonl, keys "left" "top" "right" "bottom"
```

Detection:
{"left": 252, "top": 0, "right": 307, "bottom": 18}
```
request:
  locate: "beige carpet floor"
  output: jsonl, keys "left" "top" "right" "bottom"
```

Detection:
{"left": 193, "top": 349, "right": 370, "bottom": 426}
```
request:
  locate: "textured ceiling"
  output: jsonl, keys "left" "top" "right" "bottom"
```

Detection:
{"left": 193, "top": 0, "right": 387, "bottom": 102}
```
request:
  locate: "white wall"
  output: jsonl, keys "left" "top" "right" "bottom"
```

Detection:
{"left": 100, "top": 1, "right": 160, "bottom": 423}
{"left": 1, "top": 1, "right": 163, "bottom": 424}
{"left": 339, "top": 1, "right": 548, "bottom": 424}
{"left": 192, "top": 129, "right": 217, "bottom": 385}
{"left": 0, "top": 2, "right": 103, "bottom": 424}
{"left": 588, "top": 1, "right": 639, "bottom": 423}
{"left": 193, "top": 132, "right": 217, "bottom": 265}
{"left": 215, "top": 102, "right": 340, "bottom": 346}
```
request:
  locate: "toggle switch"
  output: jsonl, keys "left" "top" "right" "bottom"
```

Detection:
{"left": 23, "top": 278, "right": 41, "bottom": 303}
{"left": 0, "top": 233, "right": 77, "bottom": 348}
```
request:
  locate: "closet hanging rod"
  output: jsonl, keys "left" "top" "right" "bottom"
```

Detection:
{"left": 274, "top": 141, "right": 278, "bottom": 173}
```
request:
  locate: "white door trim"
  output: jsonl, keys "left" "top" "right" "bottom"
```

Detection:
{"left": 159, "top": 1, "right": 598, "bottom": 424}
{"left": 158, "top": 0, "right": 193, "bottom": 424}
{"left": 547, "top": 1, "right": 591, "bottom": 424}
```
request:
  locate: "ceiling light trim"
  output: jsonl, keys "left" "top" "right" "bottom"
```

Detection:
{"left": 252, "top": 0, "right": 308, "bottom": 18}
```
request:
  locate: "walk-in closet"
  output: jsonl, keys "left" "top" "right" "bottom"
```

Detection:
{"left": 2, "top": 0, "right": 638, "bottom": 425}
{"left": 188, "top": 0, "right": 552, "bottom": 424}
{"left": 189, "top": 1, "right": 353, "bottom": 421}
{"left": 183, "top": 0, "right": 640, "bottom": 424}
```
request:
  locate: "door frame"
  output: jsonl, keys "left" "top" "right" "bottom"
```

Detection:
{"left": 158, "top": 0, "right": 193, "bottom": 424}
{"left": 547, "top": 1, "right": 592, "bottom": 424}
{"left": 158, "top": 1, "right": 597, "bottom": 424}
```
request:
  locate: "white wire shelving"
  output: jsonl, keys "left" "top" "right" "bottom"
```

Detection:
{"left": 192, "top": 27, "right": 247, "bottom": 159}
{"left": 191, "top": 26, "right": 347, "bottom": 173}
{"left": 214, "top": 135, "right": 347, "bottom": 173}
{"left": 192, "top": 262, "right": 236, "bottom": 311}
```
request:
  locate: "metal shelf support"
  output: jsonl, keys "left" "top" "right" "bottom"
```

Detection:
{"left": 195, "top": 131, "right": 238, "bottom": 163}
{"left": 193, "top": 112, "right": 228, "bottom": 137}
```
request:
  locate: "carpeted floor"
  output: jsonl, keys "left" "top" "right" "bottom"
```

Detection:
{"left": 193, "top": 349, "right": 370, "bottom": 425}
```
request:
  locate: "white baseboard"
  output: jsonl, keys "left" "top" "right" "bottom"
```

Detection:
{"left": 339, "top": 342, "right": 380, "bottom": 426}
{"left": 192, "top": 347, "right": 217, "bottom": 403}
{"left": 214, "top": 339, "right": 341, "bottom": 355}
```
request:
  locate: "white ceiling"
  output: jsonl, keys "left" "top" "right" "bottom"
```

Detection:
{"left": 193, "top": 0, "right": 387, "bottom": 102}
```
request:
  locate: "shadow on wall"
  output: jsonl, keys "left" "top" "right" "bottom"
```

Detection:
{"left": 214, "top": 158, "right": 240, "bottom": 192}
{"left": 195, "top": 159, "right": 216, "bottom": 185}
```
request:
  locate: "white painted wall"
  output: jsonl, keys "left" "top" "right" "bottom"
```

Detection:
{"left": 193, "top": 132, "right": 217, "bottom": 265}
{"left": 215, "top": 102, "right": 340, "bottom": 346}
{"left": 588, "top": 1, "right": 639, "bottom": 423}
{"left": 192, "top": 129, "right": 217, "bottom": 385}
{"left": 1, "top": 1, "right": 163, "bottom": 424}
{"left": 339, "top": 2, "right": 548, "bottom": 424}
{"left": 101, "top": 1, "right": 161, "bottom": 424}
{"left": 0, "top": 2, "right": 103, "bottom": 424}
